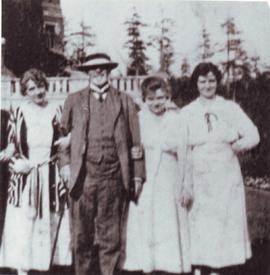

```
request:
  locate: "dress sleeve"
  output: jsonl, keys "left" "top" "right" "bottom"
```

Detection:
{"left": 58, "top": 96, "right": 73, "bottom": 168}
{"left": 176, "top": 110, "right": 193, "bottom": 192}
{"left": 7, "top": 106, "right": 24, "bottom": 156}
{"left": 232, "top": 102, "right": 260, "bottom": 151}
{"left": 51, "top": 105, "right": 63, "bottom": 156}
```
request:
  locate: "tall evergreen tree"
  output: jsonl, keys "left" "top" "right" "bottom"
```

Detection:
{"left": 67, "top": 21, "right": 95, "bottom": 65}
{"left": 220, "top": 18, "right": 248, "bottom": 73}
{"left": 149, "top": 18, "right": 175, "bottom": 75}
{"left": 124, "top": 10, "right": 149, "bottom": 76}
{"left": 250, "top": 55, "right": 260, "bottom": 77}
{"left": 180, "top": 58, "right": 190, "bottom": 77}
{"left": 199, "top": 27, "right": 214, "bottom": 61}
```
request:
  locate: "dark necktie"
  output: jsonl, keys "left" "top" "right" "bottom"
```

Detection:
{"left": 92, "top": 91, "right": 106, "bottom": 102}
{"left": 98, "top": 93, "right": 103, "bottom": 102}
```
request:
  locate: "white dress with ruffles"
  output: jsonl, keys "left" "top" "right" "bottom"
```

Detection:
{"left": 122, "top": 107, "right": 191, "bottom": 274}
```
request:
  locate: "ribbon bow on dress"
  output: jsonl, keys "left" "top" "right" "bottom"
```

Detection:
{"left": 204, "top": 112, "right": 218, "bottom": 132}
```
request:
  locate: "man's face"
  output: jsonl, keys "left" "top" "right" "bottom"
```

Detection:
{"left": 88, "top": 67, "right": 109, "bottom": 87}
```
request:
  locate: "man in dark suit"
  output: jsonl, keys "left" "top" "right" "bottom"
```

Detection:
{"left": 58, "top": 53, "right": 145, "bottom": 275}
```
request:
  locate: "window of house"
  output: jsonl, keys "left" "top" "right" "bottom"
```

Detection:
{"left": 45, "top": 24, "right": 55, "bottom": 48}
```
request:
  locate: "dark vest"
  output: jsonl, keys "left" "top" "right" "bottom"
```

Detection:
{"left": 86, "top": 92, "right": 120, "bottom": 179}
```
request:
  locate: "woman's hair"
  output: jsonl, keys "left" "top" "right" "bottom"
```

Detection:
{"left": 141, "top": 75, "right": 171, "bottom": 102}
{"left": 190, "top": 62, "right": 222, "bottom": 94}
{"left": 20, "top": 68, "right": 49, "bottom": 96}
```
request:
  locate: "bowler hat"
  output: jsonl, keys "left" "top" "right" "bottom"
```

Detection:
{"left": 76, "top": 53, "right": 118, "bottom": 72}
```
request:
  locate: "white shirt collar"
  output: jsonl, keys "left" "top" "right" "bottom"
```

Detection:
{"left": 90, "top": 82, "right": 110, "bottom": 101}
{"left": 92, "top": 92, "right": 107, "bottom": 100}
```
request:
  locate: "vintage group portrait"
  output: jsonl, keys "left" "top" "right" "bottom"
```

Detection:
{"left": 1, "top": 0, "right": 270, "bottom": 275}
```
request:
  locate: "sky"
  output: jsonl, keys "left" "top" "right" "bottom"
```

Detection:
{"left": 61, "top": 0, "right": 270, "bottom": 76}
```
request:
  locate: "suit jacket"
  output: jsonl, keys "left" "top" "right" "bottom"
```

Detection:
{"left": 58, "top": 86, "right": 145, "bottom": 197}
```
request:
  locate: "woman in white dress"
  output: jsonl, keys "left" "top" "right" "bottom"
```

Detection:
{"left": 180, "top": 62, "right": 260, "bottom": 275}
{"left": 0, "top": 69, "right": 72, "bottom": 275}
{"left": 122, "top": 74, "right": 192, "bottom": 274}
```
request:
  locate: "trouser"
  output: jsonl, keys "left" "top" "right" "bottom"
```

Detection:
{"left": 72, "top": 168, "right": 124, "bottom": 275}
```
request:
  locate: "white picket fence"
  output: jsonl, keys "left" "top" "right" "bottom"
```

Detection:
{"left": 1, "top": 76, "right": 146, "bottom": 109}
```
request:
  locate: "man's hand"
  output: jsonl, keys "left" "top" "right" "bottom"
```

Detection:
{"left": 180, "top": 187, "right": 193, "bottom": 210}
{"left": 133, "top": 177, "right": 143, "bottom": 203}
{"left": 231, "top": 141, "right": 243, "bottom": 153}
{"left": 9, "top": 157, "right": 32, "bottom": 174}
{"left": 131, "top": 146, "right": 143, "bottom": 160}
{"left": 54, "top": 133, "right": 71, "bottom": 151}
{"left": 60, "top": 165, "right": 70, "bottom": 184}
{"left": 0, "top": 144, "right": 15, "bottom": 162}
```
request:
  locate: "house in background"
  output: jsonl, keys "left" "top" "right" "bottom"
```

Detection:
{"left": 42, "top": 0, "right": 66, "bottom": 76}
{"left": 2, "top": 0, "right": 66, "bottom": 76}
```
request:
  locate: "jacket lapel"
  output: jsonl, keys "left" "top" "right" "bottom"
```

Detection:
{"left": 79, "top": 88, "right": 90, "bottom": 128}
{"left": 108, "top": 88, "right": 122, "bottom": 127}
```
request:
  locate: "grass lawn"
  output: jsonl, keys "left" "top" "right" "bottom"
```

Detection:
{"left": 246, "top": 186, "right": 270, "bottom": 240}
{"left": 1, "top": 187, "right": 269, "bottom": 275}
{"left": 235, "top": 187, "right": 270, "bottom": 275}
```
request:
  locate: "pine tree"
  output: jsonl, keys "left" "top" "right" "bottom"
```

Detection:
{"left": 217, "top": 17, "right": 250, "bottom": 95}
{"left": 149, "top": 18, "right": 175, "bottom": 75}
{"left": 199, "top": 27, "right": 214, "bottom": 61}
{"left": 124, "top": 10, "right": 149, "bottom": 76}
{"left": 220, "top": 18, "right": 248, "bottom": 74}
{"left": 180, "top": 58, "right": 190, "bottom": 78}
{"left": 67, "top": 21, "right": 95, "bottom": 65}
{"left": 250, "top": 56, "right": 260, "bottom": 77}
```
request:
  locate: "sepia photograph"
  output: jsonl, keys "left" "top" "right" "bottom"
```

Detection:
{"left": 1, "top": 0, "right": 270, "bottom": 275}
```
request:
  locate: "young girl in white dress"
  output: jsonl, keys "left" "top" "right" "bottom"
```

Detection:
{"left": 0, "top": 69, "right": 72, "bottom": 275}
{"left": 180, "top": 62, "right": 260, "bottom": 275}
{"left": 122, "top": 74, "right": 192, "bottom": 274}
